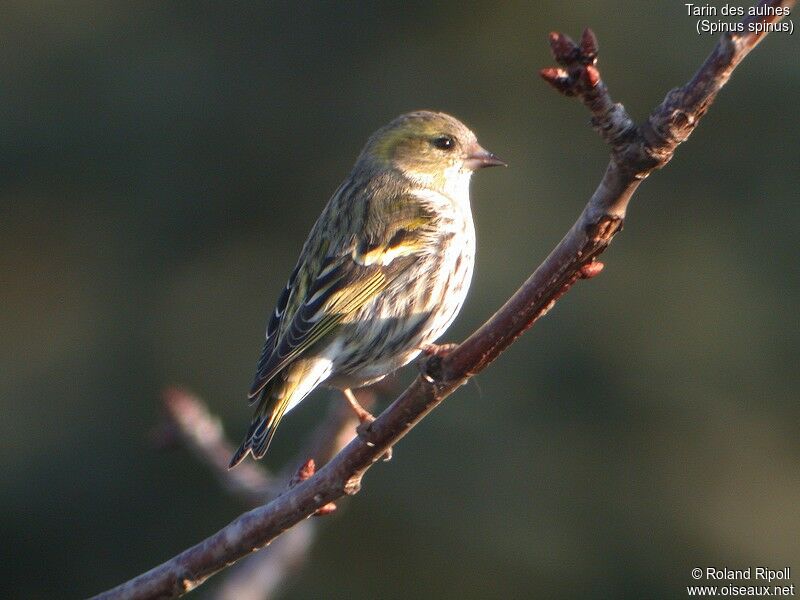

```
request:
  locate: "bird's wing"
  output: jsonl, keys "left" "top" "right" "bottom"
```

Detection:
{"left": 248, "top": 192, "right": 438, "bottom": 400}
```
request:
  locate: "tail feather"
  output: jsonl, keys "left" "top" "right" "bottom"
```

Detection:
{"left": 229, "top": 388, "right": 289, "bottom": 469}
{"left": 229, "top": 358, "right": 334, "bottom": 469}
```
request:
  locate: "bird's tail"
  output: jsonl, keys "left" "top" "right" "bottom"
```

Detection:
{"left": 229, "top": 378, "right": 292, "bottom": 469}
{"left": 229, "top": 359, "right": 332, "bottom": 469}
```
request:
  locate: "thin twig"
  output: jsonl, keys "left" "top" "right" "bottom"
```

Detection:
{"left": 92, "top": 2, "right": 794, "bottom": 597}
{"left": 156, "top": 387, "right": 277, "bottom": 504}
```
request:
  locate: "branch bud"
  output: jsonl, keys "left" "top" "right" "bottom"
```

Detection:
{"left": 549, "top": 31, "right": 579, "bottom": 64}
{"left": 581, "top": 65, "right": 601, "bottom": 89}
{"left": 580, "top": 28, "right": 599, "bottom": 63}
{"left": 539, "top": 67, "right": 574, "bottom": 95}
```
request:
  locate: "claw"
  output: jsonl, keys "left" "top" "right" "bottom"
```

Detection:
{"left": 421, "top": 342, "right": 458, "bottom": 358}
{"left": 418, "top": 343, "right": 457, "bottom": 384}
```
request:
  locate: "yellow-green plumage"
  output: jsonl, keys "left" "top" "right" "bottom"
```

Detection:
{"left": 230, "top": 111, "right": 504, "bottom": 468}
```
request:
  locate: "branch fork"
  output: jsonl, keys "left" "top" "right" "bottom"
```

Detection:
{"left": 541, "top": 29, "right": 637, "bottom": 160}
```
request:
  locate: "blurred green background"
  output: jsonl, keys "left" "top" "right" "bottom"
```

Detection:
{"left": 1, "top": 2, "right": 797, "bottom": 598}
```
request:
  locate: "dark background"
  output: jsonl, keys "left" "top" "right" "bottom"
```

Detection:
{"left": 1, "top": 2, "right": 797, "bottom": 598}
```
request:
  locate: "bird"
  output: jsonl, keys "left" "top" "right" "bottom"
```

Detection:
{"left": 229, "top": 110, "right": 505, "bottom": 468}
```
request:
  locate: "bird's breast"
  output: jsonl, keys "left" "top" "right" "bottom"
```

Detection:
{"left": 333, "top": 198, "right": 475, "bottom": 381}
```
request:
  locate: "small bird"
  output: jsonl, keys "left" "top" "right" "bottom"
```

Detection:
{"left": 229, "top": 111, "right": 505, "bottom": 468}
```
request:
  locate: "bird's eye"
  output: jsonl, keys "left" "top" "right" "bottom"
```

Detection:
{"left": 431, "top": 135, "right": 455, "bottom": 151}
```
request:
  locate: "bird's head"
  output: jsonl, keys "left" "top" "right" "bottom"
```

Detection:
{"left": 357, "top": 111, "right": 505, "bottom": 195}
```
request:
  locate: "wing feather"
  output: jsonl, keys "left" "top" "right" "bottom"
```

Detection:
{"left": 248, "top": 190, "right": 439, "bottom": 400}
{"left": 248, "top": 259, "right": 390, "bottom": 398}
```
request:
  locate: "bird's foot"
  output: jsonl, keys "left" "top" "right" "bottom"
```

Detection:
{"left": 343, "top": 389, "right": 392, "bottom": 461}
{"left": 418, "top": 342, "right": 458, "bottom": 383}
{"left": 421, "top": 342, "right": 459, "bottom": 358}
{"left": 355, "top": 420, "right": 393, "bottom": 462}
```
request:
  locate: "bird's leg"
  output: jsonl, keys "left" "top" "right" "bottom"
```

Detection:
{"left": 342, "top": 388, "right": 392, "bottom": 462}
{"left": 342, "top": 388, "right": 375, "bottom": 425}
{"left": 418, "top": 342, "right": 458, "bottom": 383}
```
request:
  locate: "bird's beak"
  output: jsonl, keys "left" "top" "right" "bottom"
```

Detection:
{"left": 465, "top": 143, "right": 507, "bottom": 171}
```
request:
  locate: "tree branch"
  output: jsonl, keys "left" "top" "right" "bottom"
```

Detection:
{"left": 151, "top": 387, "right": 366, "bottom": 599}
{"left": 92, "top": 2, "right": 794, "bottom": 597}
